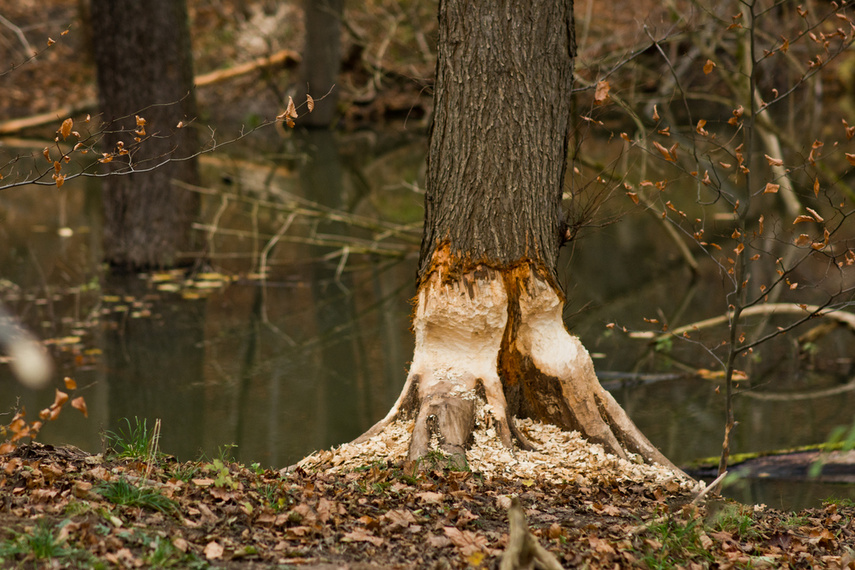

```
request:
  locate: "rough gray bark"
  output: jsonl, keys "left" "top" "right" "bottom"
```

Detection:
{"left": 301, "top": 0, "right": 344, "bottom": 128}
{"left": 419, "top": 0, "right": 574, "bottom": 284}
{"left": 90, "top": 0, "right": 200, "bottom": 269}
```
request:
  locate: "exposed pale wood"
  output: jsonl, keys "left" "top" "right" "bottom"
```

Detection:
{"left": 357, "top": 264, "right": 680, "bottom": 472}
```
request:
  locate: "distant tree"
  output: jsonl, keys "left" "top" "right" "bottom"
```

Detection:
{"left": 355, "top": 0, "right": 675, "bottom": 469}
{"left": 89, "top": 0, "right": 200, "bottom": 269}
{"left": 301, "top": 0, "right": 344, "bottom": 128}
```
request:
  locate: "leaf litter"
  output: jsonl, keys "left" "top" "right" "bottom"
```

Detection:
{"left": 2, "top": 416, "right": 854, "bottom": 568}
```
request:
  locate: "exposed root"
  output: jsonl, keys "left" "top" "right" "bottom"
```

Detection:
{"left": 509, "top": 269, "right": 679, "bottom": 469}
{"left": 354, "top": 262, "right": 680, "bottom": 474}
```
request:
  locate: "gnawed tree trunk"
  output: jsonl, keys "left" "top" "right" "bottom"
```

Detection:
{"left": 356, "top": 0, "right": 677, "bottom": 471}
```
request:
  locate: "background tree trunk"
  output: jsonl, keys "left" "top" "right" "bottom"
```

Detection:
{"left": 301, "top": 0, "right": 344, "bottom": 128}
{"left": 90, "top": 0, "right": 200, "bottom": 270}
{"left": 358, "top": 0, "right": 677, "bottom": 471}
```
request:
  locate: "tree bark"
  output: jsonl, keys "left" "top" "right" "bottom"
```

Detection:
{"left": 301, "top": 0, "right": 344, "bottom": 128}
{"left": 356, "top": 0, "right": 677, "bottom": 471}
{"left": 90, "top": 0, "right": 200, "bottom": 270}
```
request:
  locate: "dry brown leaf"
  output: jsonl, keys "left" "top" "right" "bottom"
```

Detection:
{"left": 764, "top": 154, "right": 783, "bottom": 166}
{"left": 60, "top": 118, "right": 73, "bottom": 140}
{"left": 342, "top": 528, "right": 384, "bottom": 547}
{"left": 317, "top": 497, "right": 335, "bottom": 523}
{"left": 71, "top": 397, "right": 88, "bottom": 418}
{"left": 794, "top": 234, "right": 812, "bottom": 246}
{"left": 204, "top": 541, "right": 223, "bottom": 560}
{"left": 763, "top": 183, "right": 779, "bottom": 193}
{"left": 382, "top": 509, "right": 416, "bottom": 531}
{"left": 64, "top": 377, "right": 77, "bottom": 390}
{"left": 416, "top": 491, "right": 444, "bottom": 503}
{"left": 443, "top": 526, "right": 489, "bottom": 556}
{"left": 652, "top": 141, "right": 675, "bottom": 162}
{"left": 594, "top": 80, "right": 610, "bottom": 105}
{"left": 805, "top": 207, "right": 824, "bottom": 222}
{"left": 703, "top": 59, "right": 716, "bottom": 74}
{"left": 307, "top": 94, "right": 315, "bottom": 112}
{"left": 793, "top": 215, "right": 816, "bottom": 224}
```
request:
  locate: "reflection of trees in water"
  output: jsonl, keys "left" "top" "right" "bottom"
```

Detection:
{"left": 103, "top": 273, "right": 205, "bottom": 461}
{"left": 197, "top": 130, "right": 415, "bottom": 467}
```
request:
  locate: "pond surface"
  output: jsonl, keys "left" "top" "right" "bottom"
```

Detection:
{"left": 2, "top": 130, "right": 855, "bottom": 511}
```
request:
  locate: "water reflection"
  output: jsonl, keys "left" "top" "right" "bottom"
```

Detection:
{"left": 2, "top": 132, "right": 855, "bottom": 510}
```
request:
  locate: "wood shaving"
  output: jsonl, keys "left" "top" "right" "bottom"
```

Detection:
{"left": 297, "top": 413, "right": 703, "bottom": 494}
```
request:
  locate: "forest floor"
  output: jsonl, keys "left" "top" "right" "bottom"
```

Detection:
{"left": 1, "top": 424, "right": 854, "bottom": 569}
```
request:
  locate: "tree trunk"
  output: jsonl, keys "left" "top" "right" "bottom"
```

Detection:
{"left": 90, "top": 0, "right": 200, "bottom": 270}
{"left": 357, "top": 0, "right": 677, "bottom": 470}
{"left": 301, "top": 0, "right": 344, "bottom": 128}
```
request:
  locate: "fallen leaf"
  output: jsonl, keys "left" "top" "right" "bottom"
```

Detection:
{"left": 382, "top": 509, "right": 416, "bottom": 531}
{"left": 443, "top": 526, "right": 489, "bottom": 556}
{"left": 416, "top": 491, "right": 444, "bottom": 503}
{"left": 317, "top": 497, "right": 335, "bottom": 523}
{"left": 204, "top": 541, "right": 223, "bottom": 560}
{"left": 342, "top": 528, "right": 384, "bottom": 547}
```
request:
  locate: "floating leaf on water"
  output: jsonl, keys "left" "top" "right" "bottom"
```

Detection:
{"left": 151, "top": 273, "right": 176, "bottom": 283}
{"left": 196, "top": 272, "right": 226, "bottom": 281}
{"left": 194, "top": 281, "right": 224, "bottom": 289}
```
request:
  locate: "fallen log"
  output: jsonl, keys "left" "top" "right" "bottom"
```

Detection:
{"left": 0, "top": 49, "right": 302, "bottom": 136}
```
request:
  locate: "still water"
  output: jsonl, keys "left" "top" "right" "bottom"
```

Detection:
{"left": 2, "top": 130, "right": 855, "bottom": 510}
